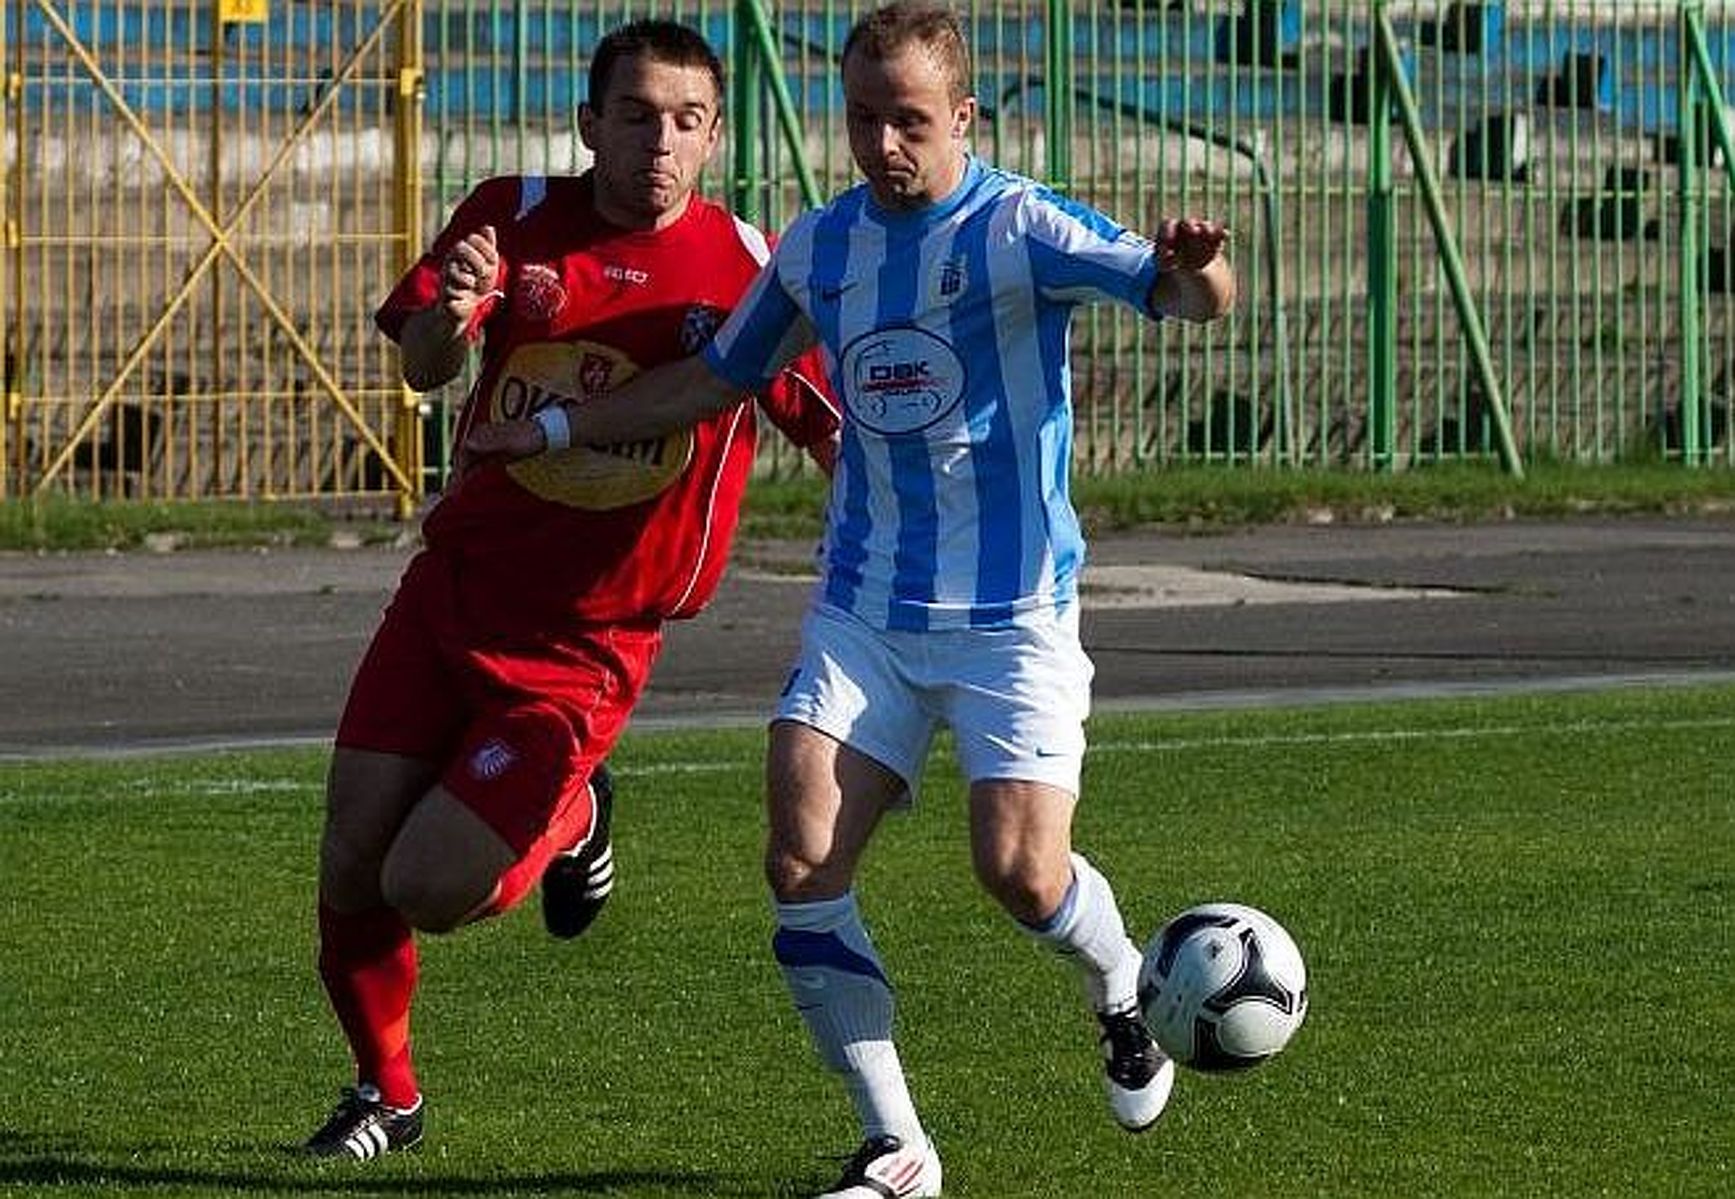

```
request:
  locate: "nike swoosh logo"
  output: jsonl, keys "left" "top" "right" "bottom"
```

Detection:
{"left": 818, "top": 282, "right": 857, "bottom": 301}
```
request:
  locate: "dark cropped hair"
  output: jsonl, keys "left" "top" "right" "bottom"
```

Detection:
{"left": 841, "top": 3, "right": 973, "bottom": 103}
{"left": 587, "top": 19, "right": 724, "bottom": 111}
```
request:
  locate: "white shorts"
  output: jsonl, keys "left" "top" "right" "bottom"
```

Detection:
{"left": 774, "top": 602, "right": 1094, "bottom": 802}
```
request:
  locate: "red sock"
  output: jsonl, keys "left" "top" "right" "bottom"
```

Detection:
{"left": 317, "top": 903, "right": 420, "bottom": 1109}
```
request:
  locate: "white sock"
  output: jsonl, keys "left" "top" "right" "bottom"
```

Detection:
{"left": 773, "top": 892, "right": 924, "bottom": 1146}
{"left": 1023, "top": 852, "right": 1143, "bottom": 1014}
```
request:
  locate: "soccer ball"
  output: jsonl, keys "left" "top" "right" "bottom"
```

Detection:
{"left": 1137, "top": 902, "right": 1308, "bottom": 1072}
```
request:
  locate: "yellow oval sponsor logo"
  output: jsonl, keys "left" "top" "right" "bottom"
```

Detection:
{"left": 493, "top": 341, "right": 693, "bottom": 509}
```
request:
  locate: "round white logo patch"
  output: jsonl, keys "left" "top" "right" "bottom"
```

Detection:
{"left": 839, "top": 326, "right": 966, "bottom": 436}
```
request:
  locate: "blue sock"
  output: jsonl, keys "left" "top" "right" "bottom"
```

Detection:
{"left": 774, "top": 892, "right": 924, "bottom": 1145}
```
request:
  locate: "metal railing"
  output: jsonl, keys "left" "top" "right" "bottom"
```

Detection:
{"left": 3, "top": 0, "right": 422, "bottom": 510}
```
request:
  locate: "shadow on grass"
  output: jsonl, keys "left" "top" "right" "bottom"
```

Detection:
{"left": 0, "top": 1133, "right": 773, "bottom": 1196}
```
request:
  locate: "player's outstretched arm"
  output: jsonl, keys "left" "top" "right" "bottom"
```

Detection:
{"left": 1149, "top": 217, "right": 1237, "bottom": 324}
{"left": 461, "top": 355, "right": 739, "bottom": 466}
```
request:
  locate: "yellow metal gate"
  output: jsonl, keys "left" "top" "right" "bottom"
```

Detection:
{"left": 2, "top": 0, "right": 424, "bottom": 510}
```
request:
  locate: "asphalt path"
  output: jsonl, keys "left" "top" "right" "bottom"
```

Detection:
{"left": 3, "top": 517, "right": 1734, "bottom": 758}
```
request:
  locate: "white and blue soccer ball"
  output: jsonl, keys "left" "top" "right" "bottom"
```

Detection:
{"left": 1137, "top": 902, "right": 1308, "bottom": 1072}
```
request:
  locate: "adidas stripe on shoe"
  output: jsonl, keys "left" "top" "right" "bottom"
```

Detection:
{"left": 542, "top": 762, "right": 615, "bottom": 939}
{"left": 816, "top": 1133, "right": 943, "bottom": 1198}
{"left": 302, "top": 1085, "right": 423, "bottom": 1160}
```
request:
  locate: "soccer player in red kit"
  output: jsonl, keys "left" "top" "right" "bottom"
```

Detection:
{"left": 303, "top": 19, "right": 836, "bottom": 1159}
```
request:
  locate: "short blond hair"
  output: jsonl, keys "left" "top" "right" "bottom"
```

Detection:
{"left": 841, "top": 3, "right": 974, "bottom": 104}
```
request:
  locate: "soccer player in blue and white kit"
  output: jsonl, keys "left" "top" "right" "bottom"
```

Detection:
{"left": 467, "top": 4, "right": 1235, "bottom": 1194}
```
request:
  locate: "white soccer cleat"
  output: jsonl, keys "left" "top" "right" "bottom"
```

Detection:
{"left": 1098, "top": 1005, "right": 1176, "bottom": 1132}
{"left": 817, "top": 1133, "right": 943, "bottom": 1198}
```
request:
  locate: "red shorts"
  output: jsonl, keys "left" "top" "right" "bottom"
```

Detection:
{"left": 337, "top": 548, "right": 661, "bottom": 867}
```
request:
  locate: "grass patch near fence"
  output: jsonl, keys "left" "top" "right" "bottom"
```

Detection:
{"left": 1073, "top": 460, "right": 1735, "bottom": 530}
{"left": 742, "top": 461, "right": 1735, "bottom": 539}
{"left": 4, "top": 462, "right": 1734, "bottom": 552}
{"left": 2, "top": 684, "right": 1731, "bottom": 1197}
{"left": 0, "top": 497, "right": 401, "bottom": 554}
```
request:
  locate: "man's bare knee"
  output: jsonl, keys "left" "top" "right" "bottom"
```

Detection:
{"left": 320, "top": 747, "right": 438, "bottom": 912}
{"left": 974, "top": 857, "right": 1064, "bottom": 925}
{"left": 969, "top": 780, "right": 1077, "bottom": 925}
{"left": 763, "top": 723, "right": 901, "bottom": 905}
{"left": 318, "top": 823, "right": 389, "bottom": 912}
{"left": 379, "top": 788, "right": 516, "bottom": 933}
{"left": 379, "top": 857, "right": 487, "bottom": 934}
{"left": 765, "top": 844, "right": 850, "bottom": 904}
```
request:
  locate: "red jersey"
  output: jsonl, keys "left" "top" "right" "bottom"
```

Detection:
{"left": 376, "top": 174, "right": 835, "bottom": 629}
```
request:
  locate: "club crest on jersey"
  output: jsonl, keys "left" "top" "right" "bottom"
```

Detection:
{"left": 679, "top": 304, "right": 726, "bottom": 353}
{"left": 469, "top": 737, "right": 517, "bottom": 781}
{"left": 932, "top": 256, "right": 968, "bottom": 304}
{"left": 579, "top": 352, "right": 614, "bottom": 395}
{"left": 514, "top": 262, "right": 566, "bottom": 321}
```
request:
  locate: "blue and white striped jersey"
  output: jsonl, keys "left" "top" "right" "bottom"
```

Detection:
{"left": 703, "top": 157, "right": 1160, "bottom": 631}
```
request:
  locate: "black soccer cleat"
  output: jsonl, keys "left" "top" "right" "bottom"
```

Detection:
{"left": 541, "top": 761, "right": 615, "bottom": 939}
{"left": 1097, "top": 1005, "right": 1175, "bottom": 1132}
{"left": 303, "top": 1085, "right": 423, "bottom": 1160}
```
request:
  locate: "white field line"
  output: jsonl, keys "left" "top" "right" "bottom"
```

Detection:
{"left": 1087, "top": 714, "right": 1735, "bottom": 757}
{"left": 6, "top": 713, "right": 1728, "bottom": 805}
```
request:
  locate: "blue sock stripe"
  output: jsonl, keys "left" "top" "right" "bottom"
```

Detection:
{"left": 772, "top": 927, "right": 890, "bottom": 987}
{"left": 1025, "top": 871, "right": 1081, "bottom": 936}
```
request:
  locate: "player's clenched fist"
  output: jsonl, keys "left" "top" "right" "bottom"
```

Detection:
{"left": 1153, "top": 217, "right": 1229, "bottom": 273}
{"left": 440, "top": 224, "right": 503, "bottom": 324}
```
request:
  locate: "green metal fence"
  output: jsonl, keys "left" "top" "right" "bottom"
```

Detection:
{"left": 418, "top": 0, "right": 1735, "bottom": 479}
{"left": 7, "top": 2, "right": 1733, "bottom": 508}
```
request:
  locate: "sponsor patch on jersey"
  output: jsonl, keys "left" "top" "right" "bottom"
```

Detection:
{"left": 602, "top": 263, "right": 651, "bottom": 285}
{"left": 469, "top": 736, "right": 517, "bottom": 781}
{"left": 494, "top": 340, "right": 694, "bottom": 509}
{"left": 514, "top": 263, "right": 567, "bottom": 321}
{"left": 839, "top": 325, "right": 967, "bottom": 436}
{"left": 678, "top": 304, "right": 726, "bottom": 353}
